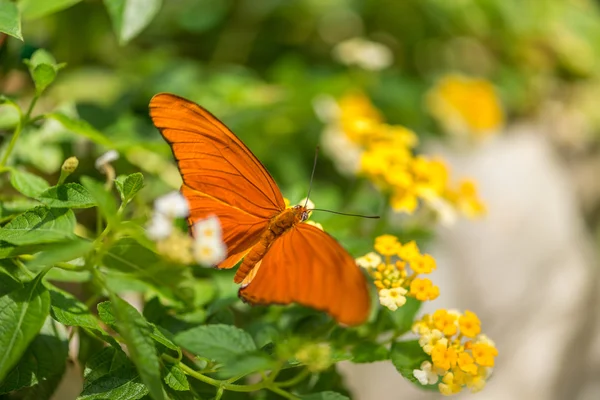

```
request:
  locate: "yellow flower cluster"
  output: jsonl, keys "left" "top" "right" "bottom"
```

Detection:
{"left": 426, "top": 74, "right": 504, "bottom": 138}
{"left": 336, "top": 93, "right": 485, "bottom": 218}
{"left": 356, "top": 235, "right": 439, "bottom": 310}
{"left": 412, "top": 310, "right": 498, "bottom": 395}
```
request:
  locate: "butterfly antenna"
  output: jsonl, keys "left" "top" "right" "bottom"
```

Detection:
{"left": 309, "top": 209, "right": 380, "bottom": 219}
{"left": 304, "top": 146, "right": 319, "bottom": 208}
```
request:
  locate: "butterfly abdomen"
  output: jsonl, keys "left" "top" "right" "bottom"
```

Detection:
{"left": 233, "top": 207, "right": 305, "bottom": 284}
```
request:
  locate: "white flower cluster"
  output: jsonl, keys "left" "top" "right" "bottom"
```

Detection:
{"left": 146, "top": 191, "right": 227, "bottom": 266}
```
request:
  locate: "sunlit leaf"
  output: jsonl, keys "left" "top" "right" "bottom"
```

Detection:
{"left": 103, "top": 0, "right": 162, "bottom": 44}
{"left": 0, "top": 1, "right": 22, "bottom": 40}
{"left": 0, "top": 271, "right": 51, "bottom": 382}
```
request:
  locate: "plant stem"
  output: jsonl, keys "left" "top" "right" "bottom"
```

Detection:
{"left": 277, "top": 369, "right": 310, "bottom": 388}
{"left": 0, "top": 94, "right": 39, "bottom": 168}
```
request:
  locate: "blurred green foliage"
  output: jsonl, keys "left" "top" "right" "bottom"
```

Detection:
{"left": 0, "top": 0, "right": 599, "bottom": 399}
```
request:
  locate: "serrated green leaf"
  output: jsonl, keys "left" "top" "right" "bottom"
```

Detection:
{"left": 26, "top": 238, "right": 92, "bottom": 269}
{"left": 390, "top": 340, "right": 430, "bottom": 384}
{"left": 81, "top": 176, "right": 118, "bottom": 226}
{"left": 50, "top": 288, "right": 102, "bottom": 330}
{"left": 0, "top": 317, "right": 68, "bottom": 394}
{"left": 103, "top": 0, "right": 162, "bottom": 44}
{"left": 80, "top": 347, "right": 148, "bottom": 400}
{"left": 300, "top": 392, "right": 350, "bottom": 400}
{"left": 45, "top": 112, "right": 113, "bottom": 147}
{"left": 163, "top": 363, "right": 189, "bottom": 391}
{"left": 350, "top": 342, "right": 390, "bottom": 363}
{"left": 0, "top": 206, "right": 75, "bottom": 245}
{"left": 0, "top": 269, "right": 22, "bottom": 296}
{"left": 174, "top": 324, "right": 257, "bottom": 364}
{"left": 149, "top": 324, "right": 179, "bottom": 352}
{"left": 97, "top": 301, "right": 116, "bottom": 326}
{"left": 109, "top": 296, "right": 167, "bottom": 400}
{"left": 115, "top": 172, "right": 144, "bottom": 203}
{"left": 0, "top": 271, "right": 51, "bottom": 381}
{"left": 37, "top": 182, "right": 96, "bottom": 208}
{"left": 51, "top": 289, "right": 119, "bottom": 348}
{"left": 0, "top": 1, "right": 22, "bottom": 40}
{"left": 19, "top": 0, "right": 83, "bottom": 20}
{"left": 9, "top": 168, "right": 50, "bottom": 198}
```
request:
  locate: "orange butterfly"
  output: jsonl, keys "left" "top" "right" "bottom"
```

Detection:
{"left": 149, "top": 93, "right": 370, "bottom": 326}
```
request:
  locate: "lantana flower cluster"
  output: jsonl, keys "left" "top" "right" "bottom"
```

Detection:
{"left": 412, "top": 310, "right": 498, "bottom": 395}
{"left": 319, "top": 92, "right": 486, "bottom": 220}
{"left": 356, "top": 234, "right": 439, "bottom": 311}
{"left": 146, "top": 191, "right": 227, "bottom": 266}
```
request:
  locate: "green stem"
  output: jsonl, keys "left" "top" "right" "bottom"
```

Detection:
{"left": 267, "top": 385, "right": 299, "bottom": 400}
{"left": 277, "top": 369, "right": 310, "bottom": 388}
{"left": 0, "top": 94, "right": 39, "bottom": 168}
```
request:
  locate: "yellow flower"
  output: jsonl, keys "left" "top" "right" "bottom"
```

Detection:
{"left": 410, "top": 278, "right": 440, "bottom": 301}
{"left": 426, "top": 74, "right": 503, "bottom": 138}
{"left": 459, "top": 310, "right": 481, "bottom": 338}
{"left": 410, "top": 254, "right": 437, "bottom": 275}
{"left": 439, "top": 371, "right": 463, "bottom": 396}
{"left": 295, "top": 343, "right": 332, "bottom": 372}
{"left": 419, "top": 329, "right": 445, "bottom": 355}
{"left": 374, "top": 234, "right": 401, "bottom": 256}
{"left": 447, "top": 179, "right": 486, "bottom": 218}
{"left": 471, "top": 343, "right": 498, "bottom": 367}
{"left": 457, "top": 351, "right": 478, "bottom": 375}
{"left": 413, "top": 361, "right": 439, "bottom": 385}
{"left": 431, "top": 342, "right": 458, "bottom": 371}
{"left": 412, "top": 156, "right": 449, "bottom": 196}
{"left": 433, "top": 309, "right": 458, "bottom": 336}
{"left": 378, "top": 287, "right": 407, "bottom": 311}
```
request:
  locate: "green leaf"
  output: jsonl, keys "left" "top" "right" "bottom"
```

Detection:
{"left": 79, "top": 347, "right": 148, "bottom": 400}
{"left": 9, "top": 168, "right": 50, "bottom": 197}
{"left": 19, "top": 0, "right": 83, "bottom": 20}
{"left": 97, "top": 301, "right": 116, "bottom": 326}
{"left": 386, "top": 297, "right": 422, "bottom": 334}
{"left": 0, "top": 206, "right": 76, "bottom": 245}
{"left": 0, "top": 269, "right": 22, "bottom": 296}
{"left": 390, "top": 340, "right": 430, "bottom": 384}
{"left": 115, "top": 173, "right": 144, "bottom": 203}
{"left": 23, "top": 49, "right": 64, "bottom": 95}
{"left": 174, "top": 324, "right": 257, "bottom": 364}
{"left": 29, "top": 63, "right": 56, "bottom": 94}
{"left": 0, "top": 1, "right": 22, "bottom": 40}
{"left": 81, "top": 176, "right": 118, "bottom": 226}
{"left": 50, "top": 288, "right": 101, "bottom": 331}
{"left": 109, "top": 296, "right": 167, "bottom": 400}
{"left": 51, "top": 289, "right": 119, "bottom": 348}
{"left": 26, "top": 238, "right": 93, "bottom": 270}
{"left": 163, "top": 363, "right": 189, "bottom": 391}
{"left": 0, "top": 271, "right": 51, "bottom": 382}
{"left": 103, "top": 0, "right": 162, "bottom": 44}
{"left": 351, "top": 342, "right": 390, "bottom": 363}
{"left": 37, "top": 182, "right": 96, "bottom": 208}
{"left": 45, "top": 112, "right": 114, "bottom": 147}
{"left": 217, "top": 352, "right": 276, "bottom": 379}
{"left": 0, "top": 317, "right": 68, "bottom": 394}
{"left": 301, "top": 392, "right": 350, "bottom": 400}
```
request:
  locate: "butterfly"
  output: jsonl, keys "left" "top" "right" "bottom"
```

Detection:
{"left": 149, "top": 93, "right": 370, "bottom": 326}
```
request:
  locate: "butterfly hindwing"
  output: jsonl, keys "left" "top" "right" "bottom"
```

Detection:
{"left": 239, "top": 223, "right": 370, "bottom": 326}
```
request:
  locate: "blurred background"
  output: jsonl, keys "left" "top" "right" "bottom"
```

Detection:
{"left": 2, "top": 0, "right": 600, "bottom": 399}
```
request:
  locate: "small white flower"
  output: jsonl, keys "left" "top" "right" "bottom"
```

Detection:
{"left": 146, "top": 213, "right": 173, "bottom": 240}
{"left": 413, "top": 361, "right": 439, "bottom": 385}
{"left": 312, "top": 94, "right": 340, "bottom": 123}
{"left": 95, "top": 150, "right": 119, "bottom": 170}
{"left": 297, "top": 197, "right": 315, "bottom": 210}
{"left": 154, "top": 191, "right": 189, "bottom": 218}
{"left": 333, "top": 37, "right": 393, "bottom": 71}
{"left": 378, "top": 287, "right": 407, "bottom": 311}
{"left": 193, "top": 237, "right": 227, "bottom": 266}
{"left": 356, "top": 252, "right": 382, "bottom": 269}
{"left": 193, "top": 215, "right": 222, "bottom": 241}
